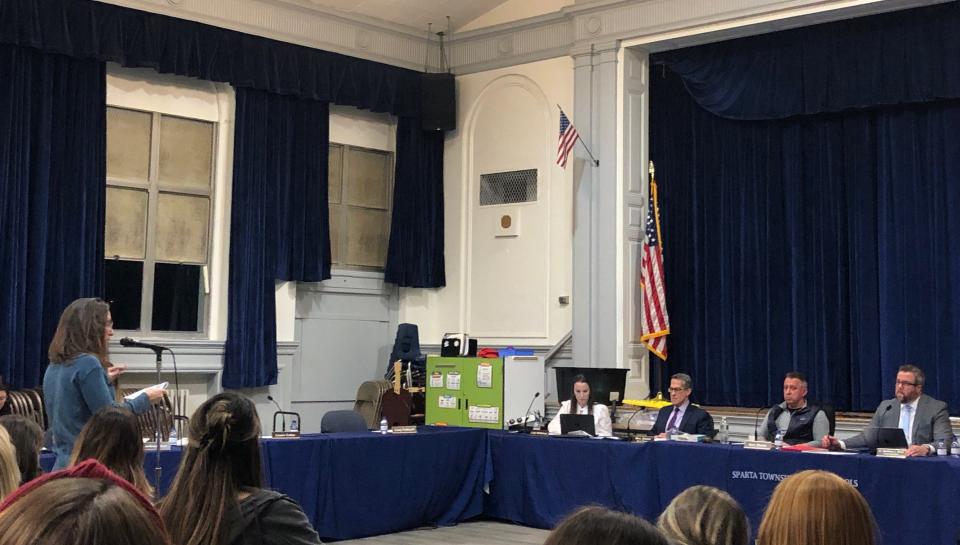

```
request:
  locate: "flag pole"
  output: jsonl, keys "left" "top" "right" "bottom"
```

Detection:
{"left": 556, "top": 104, "right": 600, "bottom": 167}
{"left": 648, "top": 159, "right": 666, "bottom": 402}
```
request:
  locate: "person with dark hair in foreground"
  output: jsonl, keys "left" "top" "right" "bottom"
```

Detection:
{"left": 657, "top": 485, "right": 749, "bottom": 545}
{"left": 756, "top": 470, "right": 876, "bottom": 545}
{"left": 0, "top": 415, "right": 43, "bottom": 485}
{"left": 69, "top": 406, "right": 153, "bottom": 498}
{"left": 544, "top": 506, "right": 670, "bottom": 545}
{"left": 159, "top": 392, "right": 322, "bottom": 545}
{"left": 0, "top": 459, "right": 172, "bottom": 545}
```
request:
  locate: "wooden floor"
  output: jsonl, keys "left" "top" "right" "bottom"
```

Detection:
{"left": 334, "top": 521, "right": 549, "bottom": 545}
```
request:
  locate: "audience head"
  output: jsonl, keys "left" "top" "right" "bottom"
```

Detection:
{"left": 757, "top": 469, "right": 876, "bottom": 545}
{"left": 568, "top": 374, "right": 593, "bottom": 413}
{"left": 0, "top": 415, "right": 43, "bottom": 484}
{"left": 544, "top": 505, "right": 670, "bottom": 545}
{"left": 783, "top": 371, "right": 808, "bottom": 409}
{"left": 48, "top": 297, "right": 112, "bottom": 366}
{"left": 896, "top": 364, "right": 924, "bottom": 403}
{"left": 657, "top": 485, "right": 749, "bottom": 545}
{"left": 69, "top": 406, "right": 152, "bottom": 498}
{"left": 669, "top": 373, "right": 693, "bottom": 406}
{"left": 0, "top": 427, "right": 20, "bottom": 501}
{"left": 160, "top": 392, "right": 262, "bottom": 545}
{"left": 0, "top": 459, "right": 170, "bottom": 545}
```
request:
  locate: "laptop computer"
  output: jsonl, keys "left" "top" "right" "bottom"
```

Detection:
{"left": 862, "top": 427, "right": 908, "bottom": 449}
{"left": 560, "top": 414, "right": 595, "bottom": 436}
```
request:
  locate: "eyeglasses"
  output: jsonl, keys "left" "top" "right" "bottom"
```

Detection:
{"left": 667, "top": 387, "right": 689, "bottom": 393}
{"left": 895, "top": 380, "right": 918, "bottom": 387}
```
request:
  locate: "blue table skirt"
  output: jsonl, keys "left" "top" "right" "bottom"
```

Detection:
{"left": 41, "top": 426, "right": 490, "bottom": 541}
{"left": 484, "top": 431, "right": 960, "bottom": 545}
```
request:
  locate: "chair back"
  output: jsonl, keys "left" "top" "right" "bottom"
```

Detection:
{"left": 817, "top": 401, "right": 837, "bottom": 436}
{"left": 6, "top": 388, "right": 46, "bottom": 429}
{"left": 353, "top": 380, "right": 391, "bottom": 429}
{"left": 120, "top": 388, "right": 174, "bottom": 440}
{"left": 321, "top": 410, "right": 368, "bottom": 433}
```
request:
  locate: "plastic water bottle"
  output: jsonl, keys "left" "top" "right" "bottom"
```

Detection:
{"left": 719, "top": 416, "right": 730, "bottom": 444}
{"left": 289, "top": 417, "right": 299, "bottom": 433}
{"left": 379, "top": 417, "right": 388, "bottom": 434}
{"left": 774, "top": 429, "right": 784, "bottom": 450}
{"left": 937, "top": 439, "right": 947, "bottom": 457}
{"left": 168, "top": 423, "right": 178, "bottom": 447}
{"left": 950, "top": 435, "right": 959, "bottom": 458}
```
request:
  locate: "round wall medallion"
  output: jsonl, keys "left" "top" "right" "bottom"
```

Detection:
{"left": 356, "top": 29, "right": 371, "bottom": 49}
{"left": 501, "top": 215, "right": 512, "bottom": 229}
{"left": 497, "top": 37, "right": 514, "bottom": 56}
{"left": 586, "top": 16, "right": 602, "bottom": 35}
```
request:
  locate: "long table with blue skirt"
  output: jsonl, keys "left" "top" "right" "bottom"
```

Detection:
{"left": 41, "top": 426, "right": 490, "bottom": 541}
{"left": 484, "top": 431, "right": 960, "bottom": 545}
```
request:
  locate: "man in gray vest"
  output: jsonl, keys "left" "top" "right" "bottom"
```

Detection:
{"left": 822, "top": 364, "right": 951, "bottom": 456}
{"left": 762, "top": 371, "right": 829, "bottom": 446}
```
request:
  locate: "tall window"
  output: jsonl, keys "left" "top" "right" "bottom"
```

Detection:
{"left": 328, "top": 143, "right": 393, "bottom": 270}
{"left": 104, "top": 106, "right": 215, "bottom": 333}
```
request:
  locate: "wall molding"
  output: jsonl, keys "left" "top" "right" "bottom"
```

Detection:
{"left": 114, "top": 339, "right": 299, "bottom": 374}
{"left": 96, "top": 0, "right": 948, "bottom": 75}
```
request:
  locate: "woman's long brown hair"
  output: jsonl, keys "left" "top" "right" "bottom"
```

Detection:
{"left": 47, "top": 298, "right": 111, "bottom": 368}
{"left": 69, "top": 407, "right": 153, "bottom": 498}
{"left": 159, "top": 392, "right": 262, "bottom": 545}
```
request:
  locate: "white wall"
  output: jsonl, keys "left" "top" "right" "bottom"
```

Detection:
{"left": 458, "top": 0, "right": 574, "bottom": 32}
{"left": 399, "top": 56, "right": 574, "bottom": 348}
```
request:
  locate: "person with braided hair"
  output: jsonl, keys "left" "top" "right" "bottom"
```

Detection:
{"left": 159, "top": 392, "right": 322, "bottom": 545}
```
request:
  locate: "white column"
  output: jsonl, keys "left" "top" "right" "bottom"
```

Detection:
{"left": 571, "top": 41, "right": 621, "bottom": 369}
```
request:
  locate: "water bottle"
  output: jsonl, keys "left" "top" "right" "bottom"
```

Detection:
{"left": 379, "top": 417, "right": 388, "bottom": 434}
{"left": 937, "top": 439, "right": 947, "bottom": 457}
{"left": 168, "top": 423, "right": 178, "bottom": 447}
{"left": 950, "top": 435, "right": 959, "bottom": 458}
{"left": 719, "top": 416, "right": 730, "bottom": 444}
{"left": 289, "top": 417, "right": 299, "bottom": 433}
{"left": 774, "top": 429, "right": 784, "bottom": 450}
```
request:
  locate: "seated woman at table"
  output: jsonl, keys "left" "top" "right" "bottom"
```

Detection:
{"left": 657, "top": 485, "right": 749, "bottom": 545}
{"left": 544, "top": 506, "right": 670, "bottom": 545}
{"left": 159, "top": 392, "right": 322, "bottom": 545}
{"left": 756, "top": 469, "right": 876, "bottom": 545}
{"left": 69, "top": 406, "right": 153, "bottom": 499}
{"left": 0, "top": 415, "right": 43, "bottom": 486}
{"left": 547, "top": 374, "right": 613, "bottom": 436}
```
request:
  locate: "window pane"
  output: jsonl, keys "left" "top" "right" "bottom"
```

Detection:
{"left": 152, "top": 263, "right": 201, "bottom": 332}
{"left": 328, "top": 143, "right": 343, "bottom": 204}
{"left": 105, "top": 260, "right": 143, "bottom": 330}
{"left": 106, "top": 107, "right": 151, "bottom": 181}
{"left": 329, "top": 204, "right": 342, "bottom": 264}
{"left": 158, "top": 116, "right": 213, "bottom": 190}
{"left": 345, "top": 148, "right": 390, "bottom": 209}
{"left": 344, "top": 207, "right": 389, "bottom": 267}
{"left": 105, "top": 187, "right": 148, "bottom": 259}
{"left": 155, "top": 193, "right": 209, "bottom": 263}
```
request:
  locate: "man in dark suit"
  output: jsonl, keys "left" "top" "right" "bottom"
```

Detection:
{"left": 649, "top": 373, "right": 714, "bottom": 437}
{"left": 822, "top": 364, "right": 951, "bottom": 457}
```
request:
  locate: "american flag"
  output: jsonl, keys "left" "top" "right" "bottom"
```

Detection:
{"left": 556, "top": 110, "right": 578, "bottom": 168}
{"left": 641, "top": 177, "right": 669, "bottom": 360}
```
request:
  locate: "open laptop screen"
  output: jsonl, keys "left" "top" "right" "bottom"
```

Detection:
{"left": 560, "top": 414, "right": 596, "bottom": 436}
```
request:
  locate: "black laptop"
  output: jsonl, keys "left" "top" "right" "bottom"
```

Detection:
{"left": 862, "top": 427, "right": 909, "bottom": 449}
{"left": 560, "top": 414, "right": 595, "bottom": 436}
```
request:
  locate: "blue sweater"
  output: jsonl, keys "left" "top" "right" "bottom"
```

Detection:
{"left": 43, "top": 354, "right": 151, "bottom": 469}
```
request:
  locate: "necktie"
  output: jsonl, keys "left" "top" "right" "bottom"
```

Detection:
{"left": 900, "top": 404, "right": 913, "bottom": 444}
{"left": 666, "top": 407, "right": 680, "bottom": 432}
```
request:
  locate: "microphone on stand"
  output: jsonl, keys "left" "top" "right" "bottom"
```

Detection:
{"left": 119, "top": 337, "right": 168, "bottom": 353}
{"left": 267, "top": 395, "right": 285, "bottom": 432}
{"left": 753, "top": 406, "right": 770, "bottom": 441}
{"left": 521, "top": 392, "right": 540, "bottom": 433}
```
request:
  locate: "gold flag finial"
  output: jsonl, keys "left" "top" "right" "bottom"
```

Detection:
{"left": 648, "top": 160, "right": 655, "bottom": 179}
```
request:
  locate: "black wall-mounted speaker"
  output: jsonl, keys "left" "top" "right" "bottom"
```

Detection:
{"left": 421, "top": 73, "right": 456, "bottom": 132}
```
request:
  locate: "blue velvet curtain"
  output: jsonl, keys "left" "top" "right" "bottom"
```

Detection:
{"left": 0, "top": 44, "right": 105, "bottom": 387}
{"left": 650, "top": 3, "right": 960, "bottom": 412}
{"left": 224, "top": 88, "right": 330, "bottom": 389}
{"left": 385, "top": 117, "right": 446, "bottom": 287}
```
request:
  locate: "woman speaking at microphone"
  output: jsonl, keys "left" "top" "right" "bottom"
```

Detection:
{"left": 43, "top": 298, "right": 166, "bottom": 469}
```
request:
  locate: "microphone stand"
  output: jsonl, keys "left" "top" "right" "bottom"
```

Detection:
{"left": 152, "top": 347, "right": 163, "bottom": 489}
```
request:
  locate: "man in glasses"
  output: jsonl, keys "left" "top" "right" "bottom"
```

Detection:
{"left": 649, "top": 373, "right": 715, "bottom": 438}
{"left": 821, "top": 364, "right": 951, "bottom": 456}
{"left": 761, "top": 371, "right": 830, "bottom": 446}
